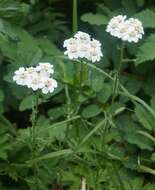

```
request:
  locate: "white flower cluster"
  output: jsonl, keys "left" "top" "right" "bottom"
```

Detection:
{"left": 63, "top": 31, "right": 103, "bottom": 63}
{"left": 13, "top": 63, "right": 58, "bottom": 94}
{"left": 106, "top": 15, "right": 144, "bottom": 43}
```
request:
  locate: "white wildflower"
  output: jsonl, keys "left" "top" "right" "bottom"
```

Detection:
{"left": 36, "top": 62, "right": 54, "bottom": 75}
{"left": 41, "top": 78, "right": 58, "bottom": 94}
{"left": 88, "top": 39, "right": 103, "bottom": 62}
{"left": 106, "top": 15, "right": 144, "bottom": 43}
{"left": 64, "top": 38, "right": 79, "bottom": 59}
{"left": 13, "top": 63, "right": 57, "bottom": 94}
{"left": 78, "top": 41, "right": 91, "bottom": 59}
{"left": 63, "top": 31, "right": 103, "bottom": 63}
{"left": 74, "top": 31, "right": 91, "bottom": 42}
{"left": 13, "top": 67, "right": 27, "bottom": 86}
{"left": 27, "top": 74, "right": 45, "bottom": 91}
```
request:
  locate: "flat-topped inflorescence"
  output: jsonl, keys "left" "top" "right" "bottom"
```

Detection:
{"left": 106, "top": 15, "right": 144, "bottom": 43}
{"left": 63, "top": 31, "right": 103, "bottom": 63}
{"left": 13, "top": 63, "right": 57, "bottom": 94}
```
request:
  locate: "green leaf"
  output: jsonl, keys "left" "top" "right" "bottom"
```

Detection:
{"left": 82, "top": 104, "right": 102, "bottom": 118}
{"left": 92, "top": 75, "right": 103, "bottom": 92}
{"left": 125, "top": 132, "right": 153, "bottom": 150}
{"left": 81, "top": 13, "right": 108, "bottom": 26}
{"left": 0, "top": 1, "right": 29, "bottom": 20}
{"left": 135, "top": 103, "right": 155, "bottom": 131}
{"left": 38, "top": 116, "right": 80, "bottom": 136}
{"left": 37, "top": 116, "right": 69, "bottom": 141}
{"left": 48, "top": 107, "right": 65, "bottom": 120}
{"left": 117, "top": 116, "right": 153, "bottom": 150}
{"left": 97, "top": 83, "right": 112, "bottom": 103}
{"left": 19, "top": 95, "right": 35, "bottom": 111}
{"left": 135, "top": 34, "right": 155, "bottom": 65}
{"left": 16, "top": 30, "right": 42, "bottom": 65}
{"left": 27, "top": 149, "right": 73, "bottom": 164}
{"left": 37, "top": 38, "right": 61, "bottom": 56}
{"left": 134, "top": 9, "right": 155, "bottom": 28}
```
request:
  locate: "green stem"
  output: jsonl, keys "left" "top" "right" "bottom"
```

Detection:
{"left": 118, "top": 42, "right": 125, "bottom": 75}
{"left": 64, "top": 84, "right": 73, "bottom": 140}
{"left": 77, "top": 118, "right": 107, "bottom": 149}
{"left": 86, "top": 62, "right": 113, "bottom": 80}
{"left": 31, "top": 93, "right": 39, "bottom": 157}
{"left": 86, "top": 62, "right": 155, "bottom": 120}
{"left": 111, "top": 42, "right": 125, "bottom": 110}
{"left": 111, "top": 72, "right": 119, "bottom": 110}
{"left": 65, "top": 84, "right": 72, "bottom": 119}
{"left": 79, "top": 61, "right": 83, "bottom": 92}
{"left": 31, "top": 92, "right": 39, "bottom": 186}
{"left": 119, "top": 88, "right": 155, "bottom": 119}
{"left": 73, "top": 0, "right": 78, "bottom": 33}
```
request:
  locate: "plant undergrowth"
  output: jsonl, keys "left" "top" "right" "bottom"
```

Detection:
{"left": 0, "top": 0, "right": 155, "bottom": 190}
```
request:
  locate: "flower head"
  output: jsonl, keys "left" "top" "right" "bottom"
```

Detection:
{"left": 74, "top": 31, "right": 91, "bottom": 42}
{"left": 13, "top": 63, "right": 57, "bottom": 94}
{"left": 41, "top": 78, "right": 58, "bottom": 94}
{"left": 63, "top": 31, "right": 103, "bottom": 62}
{"left": 106, "top": 15, "right": 144, "bottom": 43}
{"left": 36, "top": 62, "right": 54, "bottom": 74}
{"left": 13, "top": 67, "right": 27, "bottom": 86}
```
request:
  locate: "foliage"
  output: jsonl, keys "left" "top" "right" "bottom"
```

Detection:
{"left": 0, "top": 0, "right": 155, "bottom": 190}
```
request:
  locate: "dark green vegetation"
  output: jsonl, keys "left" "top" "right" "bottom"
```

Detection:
{"left": 1, "top": 0, "right": 155, "bottom": 189}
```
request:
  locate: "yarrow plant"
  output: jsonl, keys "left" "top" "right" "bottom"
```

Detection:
{"left": 13, "top": 63, "right": 58, "bottom": 94}
{"left": 13, "top": 63, "right": 58, "bottom": 184}
{"left": 106, "top": 15, "right": 144, "bottom": 43}
{"left": 63, "top": 31, "right": 103, "bottom": 62}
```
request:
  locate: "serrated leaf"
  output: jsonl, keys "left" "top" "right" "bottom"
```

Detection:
{"left": 135, "top": 103, "right": 155, "bottom": 131}
{"left": 135, "top": 9, "right": 155, "bottom": 28}
{"left": 135, "top": 34, "right": 155, "bottom": 65}
{"left": 125, "top": 132, "right": 153, "bottom": 150}
{"left": 117, "top": 116, "right": 153, "bottom": 150}
{"left": 81, "top": 13, "right": 108, "bottom": 26}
